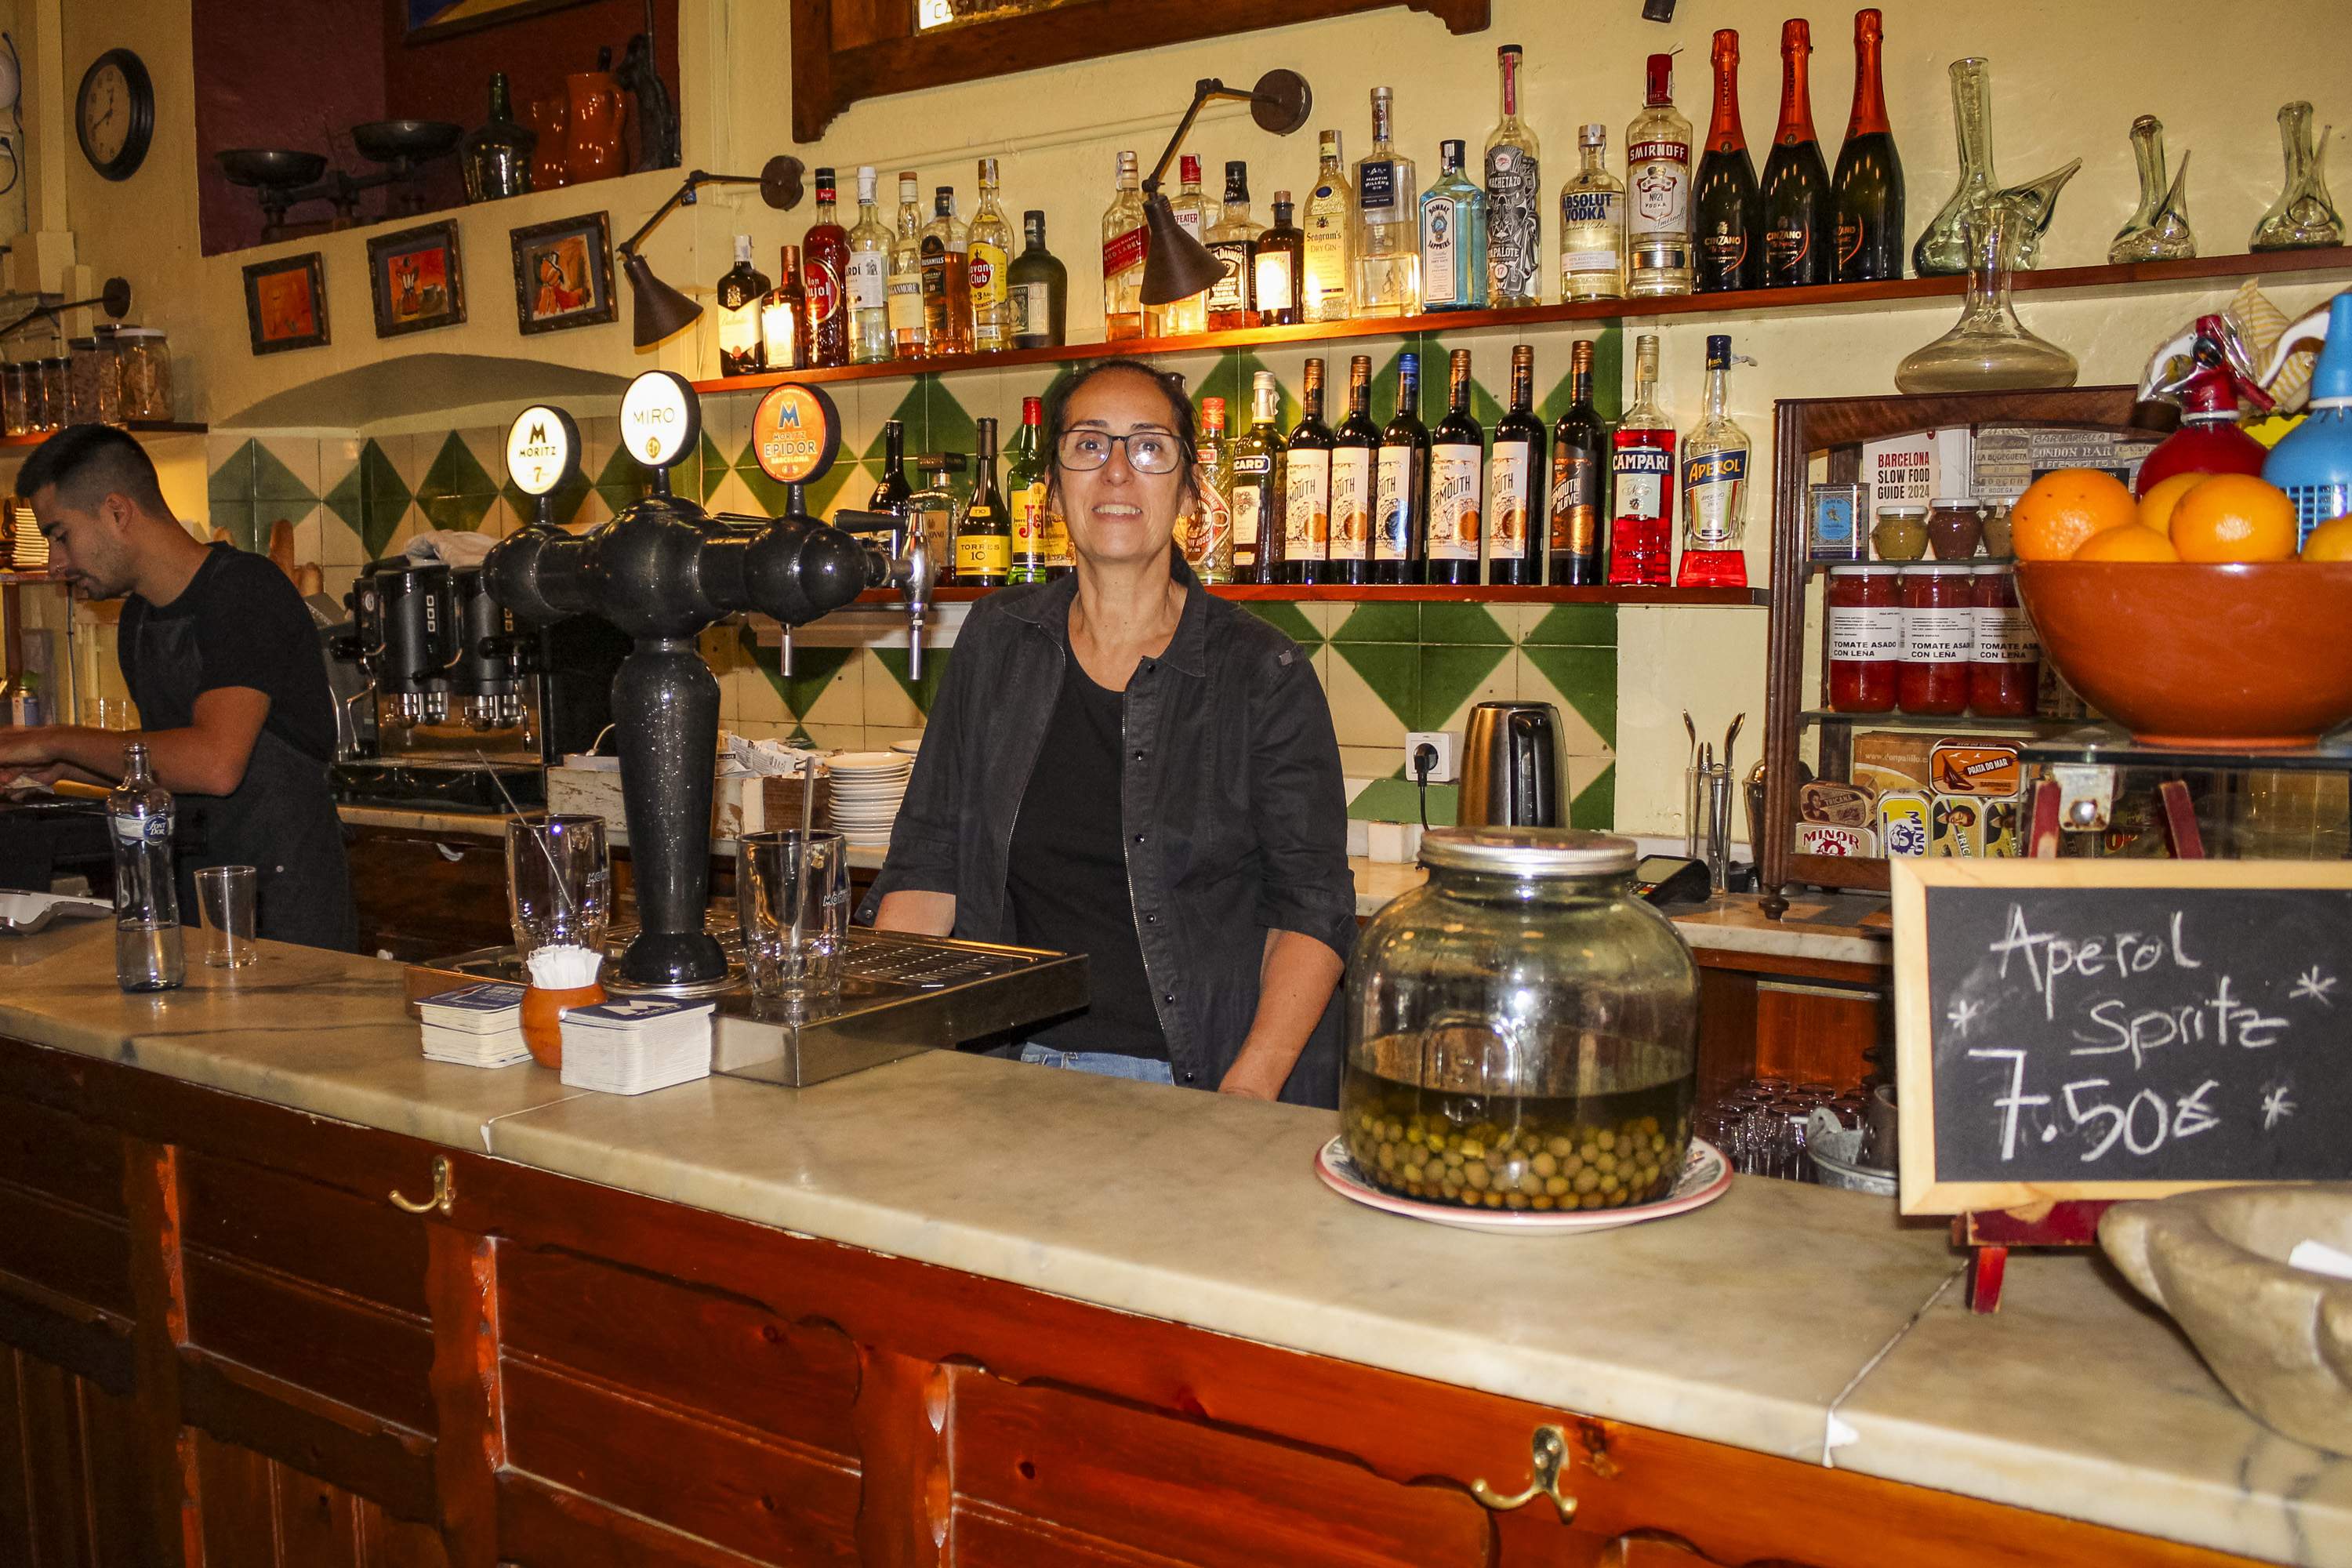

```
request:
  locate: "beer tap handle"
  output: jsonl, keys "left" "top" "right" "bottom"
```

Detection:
{"left": 834, "top": 507, "right": 934, "bottom": 682}
{"left": 779, "top": 624, "right": 793, "bottom": 680}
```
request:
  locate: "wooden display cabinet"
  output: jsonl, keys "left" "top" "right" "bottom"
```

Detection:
{"left": 1759, "top": 386, "right": 2150, "bottom": 916}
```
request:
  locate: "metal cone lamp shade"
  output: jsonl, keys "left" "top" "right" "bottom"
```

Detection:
{"left": 1139, "top": 192, "right": 1226, "bottom": 307}
{"left": 625, "top": 250, "right": 702, "bottom": 347}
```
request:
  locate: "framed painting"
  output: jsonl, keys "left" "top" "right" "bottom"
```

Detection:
{"left": 241, "top": 252, "right": 328, "bottom": 355}
{"left": 511, "top": 212, "right": 617, "bottom": 335}
{"left": 404, "top": 0, "right": 593, "bottom": 43}
{"left": 368, "top": 220, "right": 466, "bottom": 338}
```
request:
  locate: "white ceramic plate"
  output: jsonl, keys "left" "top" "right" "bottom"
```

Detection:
{"left": 1314, "top": 1135, "right": 1731, "bottom": 1235}
{"left": 887, "top": 739, "right": 922, "bottom": 755}
{"left": 827, "top": 753, "right": 913, "bottom": 774}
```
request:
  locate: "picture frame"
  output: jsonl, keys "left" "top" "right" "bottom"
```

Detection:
{"left": 367, "top": 220, "right": 466, "bottom": 339}
{"left": 241, "top": 252, "right": 329, "bottom": 355}
{"left": 510, "top": 212, "right": 617, "bottom": 336}
{"left": 404, "top": 0, "right": 592, "bottom": 43}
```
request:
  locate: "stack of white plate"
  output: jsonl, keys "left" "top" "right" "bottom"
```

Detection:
{"left": 826, "top": 751, "right": 914, "bottom": 846}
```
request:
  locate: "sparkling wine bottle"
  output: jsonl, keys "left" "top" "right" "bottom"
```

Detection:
{"left": 1760, "top": 19, "right": 1832, "bottom": 287}
{"left": 1831, "top": 8, "right": 1905, "bottom": 282}
{"left": 1694, "top": 31, "right": 1761, "bottom": 292}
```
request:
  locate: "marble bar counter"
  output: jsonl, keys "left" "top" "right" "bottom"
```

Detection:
{"left": 0, "top": 924, "right": 2336, "bottom": 1565}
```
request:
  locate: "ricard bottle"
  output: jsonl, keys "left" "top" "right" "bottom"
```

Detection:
{"left": 1559, "top": 124, "right": 1626, "bottom": 300}
{"left": 110, "top": 742, "right": 183, "bottom": 993}
{"left": 1483, "top": 45, "right": 1542, "bottom": 307}
{"left": 1626, "top": 55, "right": 1694, "bottom": 297}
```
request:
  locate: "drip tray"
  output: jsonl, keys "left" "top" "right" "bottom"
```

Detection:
{"left": 415, "top": 927, "right": 1088, "bottom": 1087}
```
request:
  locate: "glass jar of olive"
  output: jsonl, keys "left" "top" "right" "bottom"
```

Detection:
{"left": 1341, "top": 829, "right": 1701, "bottom": 1214}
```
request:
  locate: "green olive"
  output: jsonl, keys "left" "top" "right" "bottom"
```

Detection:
{"left": 1548, "top": 1135, "right": 1574, "bottom": 1160}
{"left": 1465, "top": 1161, "right": 1492, "bottom": 1190}
{"left": 1544, "top": 1174, "right": 1570, "bottom": 1197}
{"left": 1531, "top": 1151, "right": 1558, "bottom": 1178}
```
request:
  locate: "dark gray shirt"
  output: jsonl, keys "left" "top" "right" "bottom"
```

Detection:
{"left": 861, "top": 555, "right": 1356, "bottom": 1105}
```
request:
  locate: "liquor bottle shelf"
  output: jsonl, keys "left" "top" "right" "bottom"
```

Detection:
{"left": 852, "top": 583, "right": 1768, "bottom": 607}
{"left": 690, "top": 248, "right": 2352, "bottom": 397}
{"left": 0, "top": 420, "right": 206, "bottom": 449}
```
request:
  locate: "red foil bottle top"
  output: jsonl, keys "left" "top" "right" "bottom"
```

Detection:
{"left": 1855, "top": 8, "right": 1883, "bottom": 43}
{"left": 1022, "top": 396, "right": 1044, "bottom": 423}
{"left": 1646, "top": 53, "right": 1674, "bottom": 107}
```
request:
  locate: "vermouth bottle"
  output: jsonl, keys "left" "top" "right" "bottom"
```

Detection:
{"left": 1374, "top": 352, "right": 1428, "bottom": 585}
{"left": 1232, "top": 371, "right": 1285, "bottom": 583}
{"left": 1486, "top": 345, "right": 1544, "bottom": 585}
{"left": 1608, "top": 333, "right": 1674, "bottom": 587}
{"left": 846, "top": 165, "right": 894, "bottom": 364}
{"left": 801, "top": 167, "right": 850, "bottom": 366}
{"left": 1281, "top": 358, "right": 1334, "bottom": 583}
{"left": 1558, "top": 124, "right": 1625, "bottom": 301}
{"left": 1102, "top": 151, "right": 1147, "bottom": 341}
{"left": 1760, "top": 19, "right": 1832, "bottom": 287}
{"left": 1483, "top": 45, "right": 1542, "bottom": 307}
{"left": 1694, "top": 31, "right": 1761, "bottom": 292}
{"left": 1625, "top": 55, "right": 1693, "bottom": 297}
{"left": 1329, "top": 355, "right": 1377, "bottom": 586}
{"left": 1676, "top": 333, "right": 1751, "bottom": 588}
{"left": 1354, "top": 89, "right": 1420, "bottom": 316}
{"left": 1831, "top": 8, "right": 1905, "bottom": 281}
{"left": 1192, "top": 397, "right": 1235, "bottom": 583}
{"left": 1426, "top": 349, "right": 1483, "bottom": 586}
{"left": 1548, "top": 339, "right": 1609, "bottom": 585}
{"left": 1302, "top": 133, "right": 1356, "bottom": 323}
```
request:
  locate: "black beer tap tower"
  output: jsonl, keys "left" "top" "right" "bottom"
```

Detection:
{"left": 482, "top": 375, "right": 934, "bottom": 990}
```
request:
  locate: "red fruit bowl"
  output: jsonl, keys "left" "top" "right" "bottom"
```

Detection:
{"left": 2014, "top": 561, "right": 2352, "bottom": 750}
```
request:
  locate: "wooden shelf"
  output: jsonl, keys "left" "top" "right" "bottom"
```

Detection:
{"left": 1798, "top": 710, "right": 2076, "bottom": 734}
{"left": 691, "top": 248, "right": 2352, "bottom": 395}
{"left": 848, "top": 583, "right": 1766, "bottom": 607}
{"left": 0, "top": 420, "right": 205, "bottom": 449}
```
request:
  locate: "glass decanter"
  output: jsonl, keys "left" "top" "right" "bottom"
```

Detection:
{"left": 2110, "top": 115, "right": 2195, "bottom": 263}
{"left": 1896, "top": 202, "right": 2077, "bottom": 394}
{"left": 2251, "top": 101, "right": 2343, "bottom": 252}
{"left": 1913, "top": 58, "right": 2079, "bottom": 275}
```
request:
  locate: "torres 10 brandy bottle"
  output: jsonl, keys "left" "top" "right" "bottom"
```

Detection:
{"left": 955, "top": 417, "right": 1011, "bottom": 588}
{"left": 1694, "top": 31, "right": 1761, "bottom": 292}
{"left": 1832, "top": 8, "right": 1904, "bottom": 281}
{"left": 1760, "top": 19, "right": 1832, "bottom": 287}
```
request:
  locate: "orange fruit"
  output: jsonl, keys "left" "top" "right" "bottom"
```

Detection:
{"left": 2073, "top": 523, "right": 2180, "bottom": 562}
{"left": 2168, "top": 473, "right": 2299, "bottom": 562}
{"left": 2301, "top": 514, "right": 2352, "bottom": 561}
{"left": 2136, "top": 470, "right": 2205, "bottom": 535}
{"left": 2011, "top": 468, "right": 2138, "bottom": 561}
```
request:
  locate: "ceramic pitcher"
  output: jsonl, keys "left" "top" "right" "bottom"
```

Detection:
{"left": 526, "top": 94, "right": 571, "bottom": 190}
{"left": 564, "top": 71, "right": 626, "bottom": 183}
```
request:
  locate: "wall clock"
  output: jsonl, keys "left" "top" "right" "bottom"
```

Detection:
{"left": 76, "top": 49, "right": 154, "bottom": 182}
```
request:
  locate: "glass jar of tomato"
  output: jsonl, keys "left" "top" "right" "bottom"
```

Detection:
{"left": 1899, "top": 564, "right": 1974, "bottom": 715}
{"left": 1969, "top": 564, "right": 2039, "bottom": 717}
{"left": 1826, "top": 565, "right": 1901, "bottom": 712}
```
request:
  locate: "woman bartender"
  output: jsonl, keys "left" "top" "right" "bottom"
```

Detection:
{"left": 864, "top": 361, "right": 1356, "bottom": 1105}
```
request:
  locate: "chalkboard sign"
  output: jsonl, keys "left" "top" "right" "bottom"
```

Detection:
{"left": 1891, "top": 859, "right": 2352, "bottom": 1214}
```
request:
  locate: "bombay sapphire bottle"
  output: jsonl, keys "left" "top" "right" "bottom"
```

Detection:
{"left": 1420, "top": 140, "right": 1488, "bottom": 311}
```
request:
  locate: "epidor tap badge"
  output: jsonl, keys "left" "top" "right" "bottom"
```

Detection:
{"left": 752, "top": 383, "right": 842, "bottom": 487}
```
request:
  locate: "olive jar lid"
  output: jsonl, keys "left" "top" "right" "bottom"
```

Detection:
{"left": 1419, "top": 826, "right": 1637, "bottom": 877}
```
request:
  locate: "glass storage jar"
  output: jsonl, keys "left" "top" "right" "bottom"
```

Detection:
{"left": 1969, "top": 564, "right": 2040, "bottom": 716}
{"left": 38, "top": 358, "right": 68, "bottom": 430}
{"left": 114, "top": 328, "right": 172, "bottom": 421}
{"left": 1826, "top": 564, "right": 1902, "bottom": 713}
{"left": 1900, "top": 564, "right": 1975, "bottom": 713}
{"left": 1343, "top": 829, "right": 1700, "bottom": 1214}
{"left": 2, "top": 363, "right": 26, "bottom": 437}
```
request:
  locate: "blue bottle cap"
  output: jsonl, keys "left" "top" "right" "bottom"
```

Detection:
{"left": 1706, "top": 334, "right": 1733, "bottom": 368}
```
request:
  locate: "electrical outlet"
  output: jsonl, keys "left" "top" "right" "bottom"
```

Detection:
{"left": 1404, "top": 731, "right": 1455, "bottom": 785}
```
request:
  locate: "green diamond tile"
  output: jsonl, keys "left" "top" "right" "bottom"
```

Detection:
{"left": 740, "top": 627, "right": 854, "bottom": 720}
{"left": 499, "top": 471, "right": 593, "bottom": 530}
{"left": 697, "top": 432, "right": 731, "bottom": 504}
{"left": 252, "top": 441, "right": 316, "bottom": 505}
{"left": 595, "top": 443, "right": 652, "bottom": 507}
{"left": 862, "top": 383, "right": 928, "bottom": 463}
{"left": 802, "top": 456, "right": 867, "bottom": 521}
{"left": 209, "top": 500, "right": 260, "bottom": 555}
{"left": 1414, "top": 643, "right": 1511, "bottom": 731}
{"left": 1523, "top": 643, "right": 1617, "bottom": 749}
{"left": 419, "top": 431, "right": 496, "bottom": 503}
{"left": 1523, "top": 603, "right": 1618, "bottom": 647}
{"left": 1570, "top": 763, "right": 1615, "bottom": 831}
{"left": 873, "top": 647, "right": 951, "bottom": 715}
{"left": 208, "top": 440, "right": 256, "bottom": 503}
{"left": 1332, "top": 640, "right": 1418, "bottom": 730}
{"left": 738, "top": 459, "right": 793, "bottom": 518}
{"left": 1536, "top": 326, "right": 1625, "bottom": 426}
{"left": 324, "top": 464, "right": 365, "bottom": 539}
{"left": 1239, "top": 600, "right": 1321, "bottom": 648}
{"left": 1417, "top": 602, "right": 1508, "bottom": 645}
{"left": 924, "top": 375, "right": 978, "bottom": 459}
{"left": 356, "top": 438, "right": 411, "bottom": 560}
{"left": 1329, "top": 601, "right": 1419, "bottom": 642}
{"left": 417, "top": 489, "right": 494, "bottom": 532}
{"left": 1346, "top": 775, "right": 1456, "bottom": 826}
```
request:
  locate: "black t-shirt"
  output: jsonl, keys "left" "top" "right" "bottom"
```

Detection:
{"left": 1006, "top": 660, "right": 1171, "bottom": 1060}
{"left": 119, "top": 545, "right": 336, "bottom": 765}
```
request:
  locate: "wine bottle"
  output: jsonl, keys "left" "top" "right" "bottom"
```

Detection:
{"left": 1426, "top": 349, "right": 1483, "bottom": 586}
{"left": 1694, "top": 31, "right": 1761, "bottom": 292}
{"left": 1486, "top": 344, "right": 1544, "bottom": 585}
{"left": 1548, "top": 339, "right": 1609, "bottom": 585}
{"left": 1329, "top": 355, "right": 1377, "bottom": 586}
{"left": 1760, "top": 19, "right": 1832, "bottom": 287}
{"left": 1374, "top": 352, "right": 1428, "bottom": 585}
{"left": 1282, "top": 358, "right": 1334, "bottom": 585}
{"left": 1832, "top": 8, "right": 1905, "bottom": 282}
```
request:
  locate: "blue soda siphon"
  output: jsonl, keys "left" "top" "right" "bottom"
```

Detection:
{"left": 1421, "top": 139, "right": 1489, "bottom": 310}
{"left": 2261, "top": 292, "right": 2352, "bottom": 544}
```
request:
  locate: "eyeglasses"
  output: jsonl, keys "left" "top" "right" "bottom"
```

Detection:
{"left": 1055, "top": 428, "right": 1186, "bottom": 474}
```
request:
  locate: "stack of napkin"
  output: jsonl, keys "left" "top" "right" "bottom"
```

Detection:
{"left": 417, "top": 983, "right": 532, "bottom": 1068}
{"left": 557, "top": 996, "right": 716, "bottom": 1095}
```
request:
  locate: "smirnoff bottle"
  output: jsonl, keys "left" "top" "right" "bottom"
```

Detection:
{"left": 1626, "top": 55, "right": 1694, "bottom": 297}
{"left": 1677, "top": 333, "right": 1752, "bottom": 587}
{"left": 1483, "top": 45, "right": 1542, "bottom": 307}
{"left": 1608, "top": 333, "right": 1675, "bottom": 586}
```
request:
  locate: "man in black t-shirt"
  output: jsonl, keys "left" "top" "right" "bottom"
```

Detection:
{"left": 0, "top": 425, "right": 354, "bottom": 949}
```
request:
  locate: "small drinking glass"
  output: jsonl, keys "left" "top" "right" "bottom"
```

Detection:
{"left": 195, "top": 864, "right": 258, "bottom": 968}
{"left": 506, "top": 815, "right": 611, "bottom": 958}
{"left": 738, "top": 829, "right": 848, "bottom": 1011}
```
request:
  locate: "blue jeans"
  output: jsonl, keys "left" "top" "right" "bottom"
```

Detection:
{"left": 1018, "top": 1043, "right": 1175, "bottom": 1084}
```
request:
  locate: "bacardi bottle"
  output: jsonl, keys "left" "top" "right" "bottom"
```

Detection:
{"left": 1677, "top": 333, "right": 1751, "bottom": 588}
{"left": 1374, "top": 352, "right": 1428, "bottom": 584}
{"left": 846, "top": 166, "right": 894, "bottom": 364}
{"left": 1192, "top": 396, "right": 1236, "bottom": 583}
{"left": 1559, "top": 124, "right": 1626, "bottom": 301}
{"left": 1354, "top": 89, "right": 1420, "bottom": 316}
{"left": 1427, "top": 349, "right": 1483, "bottom": 585}
{"left": 1302, "top": 132, "right": 1356, "bottom": 323}
{"left": 1102, "top": 151, "right": 1147, "bottom": 341}
{"left": 1609, "top": 333, "right": 1675, "bottom": 586}
{"left": 802, "top": 168, "right": 850, "bottom": 366}
{"left": 716, "top": 234, "right": 768, "bottom": 376}
{"left": 967, "top": 157, "right": 1014, "bottom": 351}
{"left": 1626, "top": 55, "right": 1694, "bottom": 297}
{"left": 1483, "top": 45, "right": 1542, "bottom": 307}
{"left": 1420, "top": 140, "right": 1487, "bottom": 311}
